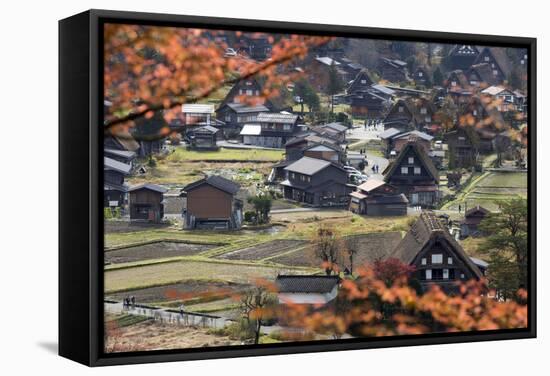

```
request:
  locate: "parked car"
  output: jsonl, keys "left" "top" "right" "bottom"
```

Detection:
{"left": 344, "top": 166, "right": 361, "bottom": 174}
{"left": 224, "top": 48, "right": 237, "bottom": 57}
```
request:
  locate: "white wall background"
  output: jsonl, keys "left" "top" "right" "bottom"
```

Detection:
{"left": 0, "top": 0, "right": 546, "bottom": 374}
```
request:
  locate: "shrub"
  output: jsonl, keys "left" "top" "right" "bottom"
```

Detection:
{"left": 114, "top": 207, "right": 122, "bottom": 219}
{"left": 244, "top": 211, "right": 256, "bottom": 223}
{"left": 104, "top": 207, "right": 113, "bottom": 220}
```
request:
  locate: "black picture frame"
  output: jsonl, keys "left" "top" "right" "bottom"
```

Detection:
{"left": 59, "top": 9, "right": 537, "bottom": 367}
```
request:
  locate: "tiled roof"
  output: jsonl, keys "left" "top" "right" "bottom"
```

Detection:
{"left": 276, "top": 275, "right": 340, "bottom": 293}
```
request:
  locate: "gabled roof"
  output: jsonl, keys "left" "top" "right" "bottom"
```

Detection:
{"left": 104, "top": 148, "right": 136, "bottom": 160}
{"left": 468, "top": 63, "right": 498, "bottom": 86}
{"left": 378, "top": 127, "right": 403, "bottom": 140}
{"left": 305, "top": 142, "right": 341, "bottom": 153}
{"left": 320, "top": 122, "right": 348, "bottom": 133}
{"left": 315, "top": 56, "right": 340, "bottom": 66}
{"left": 104, "top": 157, "right": 132, "bottom": 175}
{"left": 106, "top": 131, "right": 140, "bottom": 152}
{"left": 465, "top": 205, "right": 490, "bottom": 218}
{"left": 390, "top": 211, "right": 483, "bottom": 279}
{"left": 357, "top": 179, "right": 386, "bottom": 193}
{"left": 276, "top": 275, "right": 340, "bottom": 293}
{"left": 284, "top": 156, "right": 333, "bottom": 175}
{"left": 182, "top": 104, "right": 215, "bottom": 114}
{"left": 474, "top": 47, "right": 512, "bottom": 78}
{"left": 449, "top": 45, "right": 479, "bottom": 57}
{"left": 183, "top": 175, "right": 240, "bottom": 195}
{"left": 383, "top": 141, "right": 440, "bottom": 183}
{"left": 240, "top": 124, "right": 262, "bottom": 136}
{"left": 128, "top": 183, "right": 168, "bottom": 193}
{"left": 393, "top": 130, "right": 434, "bottom": 142}
{"left": 194, "top": 125, "right": 219, "bottom": 134}
{"left": 224, "top": 103, "right": 270, "bottom": 113}
{"left": 371, "top": 84, "right": 396, "bottom": 96}
{"left": 284, "top": 156, "right": 346, "bottom": 176}
{"left": 481, "top": 86, "right": 512, "bottom": 96}
{"left": 348, "top": 69, "right": 375, "bottom": 93}
{"left": 257, "top": 112, "right": 298, "bottom": 124}
{"left": 446, "top": 69, "right": 470, "bottom": 88}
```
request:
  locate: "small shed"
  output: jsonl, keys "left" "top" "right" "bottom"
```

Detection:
{"left": 275, "top": 275, "right": 340, "bottom": 305}
{"left": 128, "top": 183, "right": 168, "bottom": 223}
{"left": 460, "top": 206, "right": 490, "bottom": 238}
{"left": 190, "top": 125, "right": 219, "bottom": 150}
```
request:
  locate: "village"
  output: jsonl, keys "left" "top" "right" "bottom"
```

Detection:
{"left": 103, "top": 36, "right": 528, "bottom": 350}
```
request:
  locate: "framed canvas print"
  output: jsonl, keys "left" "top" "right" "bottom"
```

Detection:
{"left": 59, "top": 9, "right": 536, "bottom": 366}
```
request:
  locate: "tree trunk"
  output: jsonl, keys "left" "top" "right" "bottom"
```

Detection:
{"left": 254, "top": 320, "right": 261, "bottom": 344}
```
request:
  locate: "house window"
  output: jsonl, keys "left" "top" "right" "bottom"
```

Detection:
{"left": 420, "top": 107, "right": 427, "bottom": 114}
{"left": 408, "top": 157, "right": 414, "bottom": 164}
{"left": 484, "top": 56, "right": 490, "bottom": 61}
{"left": 460, "top": 273, "right": 465, "bottom": 279}
{"left": 421, "top": 258, "right": 427, "bottom": 265}
{"left": 425, "top": 269, "right": 432, "bottom": 280}
{"left": 443, "top": 269, "right": 449, "bottom": 280}
{"left": 239, "top": 89, "right": 243, "bottom": 95}
{"left": 361, "top": 79, "right": 366, "bottom": 84}
{"left": 401, "top": 166, "right": 408, "bottom": 175}
{"left": 431, "top": 254, "right": 443, "bottom": 264}
{"left": 418, "top": 72, "right": 423, "bottom": 77}
{"left": 451, "top": 81, "right": 457, "bottom": 87}
{"left": 398, "top": 106, "right": 404, "bottom": 112}
{"left": 225, "top": 115, "right": 231, "bottom": 122}
{"left": 414, "top": 167, "right": 421, "bottom": 175}
{"left": 283, "top": 124, "right": 292, "bottom": 131}
{"left": 246, "top": 89, "right": 253, "bottom": 96}
{"left": 448, "top": 257, "right": 453, "bottom": 264}
{"left": 255, "top": 90, "right": 260, "bottom": 96}
{"left": 473, "top": 110, "right": 477, "bottom": 116}
{"left": 290, "top": 172, "right": 295, "bottom": 179}
{"left": 470, "top": 80, "right": 478, "bottom": 86}
{"left": 493, "top": 70, "right": 498, "bottom": 75}
{"left": 425, "top": 116, "right": 431, "bottom": 123}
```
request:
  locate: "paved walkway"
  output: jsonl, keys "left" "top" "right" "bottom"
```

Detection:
{"left": 105, "top": 300, "right": 230, "bottom": 329}
{"left": 347, "top": 124, "right": 384, "bottom": 140}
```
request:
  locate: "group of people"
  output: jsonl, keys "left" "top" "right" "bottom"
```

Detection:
{"left": 122, "top": 296, "right": 136, "bottom": 308}
{"left": 371, "top": 164, "right": 380, "bottom": 173}
{"left": 363, "top": 119, "right": 383, "bottom": 132}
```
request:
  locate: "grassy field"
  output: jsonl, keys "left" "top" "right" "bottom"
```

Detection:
{"left": 442, "top": 172, "right": 527, "bottom": 211}
{"left": 166, "top": 147, "right": 284, "bottom": 162}
{"left": 104, "top": 259, "right": 314, "bottom": 293}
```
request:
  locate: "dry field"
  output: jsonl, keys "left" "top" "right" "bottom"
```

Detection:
{"left": 104, "top": 314, "right": 239, "bottom": 352}
{"left": 105, "top": 241, "right": 216, "bottom": 264}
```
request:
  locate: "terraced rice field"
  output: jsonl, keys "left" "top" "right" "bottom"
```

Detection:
{"left": 104, "top": 260, "right": 313, "bottom": 293}
{"left": 105, "top": 241, "right": 216, "bottom": 264}
{"left": 216, "top": 239, "right": 307, "bottom": 261}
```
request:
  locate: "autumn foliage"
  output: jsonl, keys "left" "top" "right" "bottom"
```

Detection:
{"left": 280, "top": 261, "right": 527, "bottom": 339}
{"left": 103, "top": 24, "right": 331, "bottom": 138}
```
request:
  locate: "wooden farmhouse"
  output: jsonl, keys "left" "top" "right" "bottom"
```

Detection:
{"left": 182, "top": 176, "right": 242, "bottom": 230}
{"left": 383, "top": 141, "right": 440, "bottom": 207}
{"left": 446, "top": 45, "right": 480, "bottom": 70}
{"left": 215, "top": 103, "right": 269, "bottom": 136}
{"left": 481, "top": 86, "right": 518, "bottom": 112}
{"left": 270, "top": 134, "right": 344, "bottom": 182}
{"left": 473, "top": 47, "right": 512, "bottom": 84}
{"left": 460, "top": 205, "right": 490, "bottom": 238}
{"left": 347, "top": 69, "right": 375, "bottom": 95}
{"left": 310, "top": 122, "right": 348, "bottom": 143}
{"left": 445, "top": 126, "right": 479, "bottom": 168}
{"left": 308, "top": 56, "right": 347, "bottom": 92}
{"left": 467, "top": 63, "right": 499, "bottom": 87}
{"left": 349, "top": 179, "right": 408, "bottom": 216}
{"left": 189, "top": 125, "right": 219, "bottom": 150}
{"left": 412, "top": 65, "right": 433, "bottom": 87}
{"left": 349, "top": 91, "right": 391, "bottom": 119}
{"left": 445, "top": 69, "right": 471, "bottom": 93}
{"left": 391, "top": 130, "right": 434, "bottom": 155}
{"left": 275, "top": 275, "right": 340, "bottom": 305}
{"left": 240, "top": 112, "right": 299, "bottom": 148}
{"left": 104, "top": 131, "right": 140, "bottom": 154}
{"left": 379, "top": 57, "right": 409, "bottom": 82}
{"left": 128, "top": 183, "right": 168, "bottom": 223}
{"left": 238, "top": 34, "right": 272, "bottom": 60}
{"left": 390, "top": 211, "right": 485, "bottom": 292}
{"left": 340, "top": 59, "right": 365, "bottom": 82}
{"left": 281, "top": 156, "right": 352, "bottom": 207}
{"left": 104, "top": 155, "right": 132, "bottom": 209}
